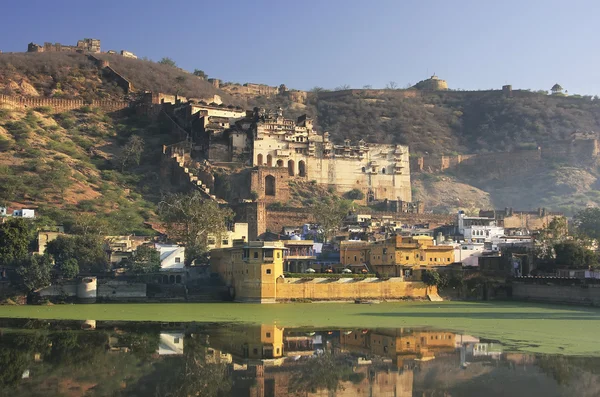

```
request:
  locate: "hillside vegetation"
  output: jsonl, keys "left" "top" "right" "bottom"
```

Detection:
{"left": 0, "top": 105, "right": 177, "bottom": 234}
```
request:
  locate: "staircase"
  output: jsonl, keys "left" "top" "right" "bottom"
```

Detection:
{"left": 163, "top": 142, "right": 218, "bottom": 201}
{"left": 427, "top": 293, "right": 444, "bottom": 302}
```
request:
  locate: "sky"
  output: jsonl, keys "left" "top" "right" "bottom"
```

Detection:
{"left": 1, "top": 0, "right": 599, "bottom": 95}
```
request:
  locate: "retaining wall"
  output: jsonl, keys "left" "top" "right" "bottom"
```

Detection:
{"left": 276, "top": 278, "right": 431, "bottom": 301}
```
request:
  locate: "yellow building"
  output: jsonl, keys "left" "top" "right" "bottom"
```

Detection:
{"left": 369, "top": 235, "right": 454, "bottom": 277}
{"left": 211, "top": 240, "right": 433, "bottom": 302}
{"left": 211, "top": 241, "right": 286, "bottom": 303}
{"left": 209, "top": 324, "right": 284, "bottom": 361}
{"left": 340, "top": 241, "right": 370, "bottom": 266}
{"left": 340, "top": 328, "right": 456, "bottom": 366}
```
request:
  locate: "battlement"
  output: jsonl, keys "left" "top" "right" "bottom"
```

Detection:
{"left": 27, "top": 38, "right": 100, "bottom": 53}
{"left": 0, "top": 94, "right": 129, "bottom": 113}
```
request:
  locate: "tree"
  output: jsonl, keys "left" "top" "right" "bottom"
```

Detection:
{"left": 551, "top": 83, "right": 563, "bottom": 94}
{"left": 159, "top": 192, "right": 233, "bottom": 264}
{"left": 158, "top": 57, "right": 177, "bottom": 67}
{"left": 69, "top": 213, "right": 111, "bottom": 236}
{"left": 45, "top": 161, "right": 72, "bottom": 197}
{"left": 0, "top": 218, "right": 35, "bottom": 267}
{"left": 311, "top": 199, "right": 352, "bottom": 243}
{"left": 574, "top": 208, "right": 600, "bottom": 241}
{"left": 554, "top": 241, "right": 598, "bottom": 269}
{"left": 123, "top": 245, "right": 161, "bottom": 274}
{"left": 386, "top": 81, "right": 398, "bottom": 89}
{"left": 343, "top": 188, "right": 365, "bottom": 200}
{"left": 118, "top": 135, "right": 144, "bottom": 172}
{"left": 193, "top": 69, "right": 207, "bottom": 79}
{"left": 536, "top": 216, "right": 569, "bottom": 262}
{"left": 422, "top": 269, "right": 441, "bottom": 287}
{"left": 335, "top": 84, "right": 351, "bottom": 91}
{"left": 15, "top": 254, "right": 53, "bottom": 292}
{"left": 46, "top": 235, "right": 109, "bottom": 275}
{"left": 175, "top": 75, "right": 187, "bottom": 96}
{"left": 289, "top": 353, "right": 359, "bottom": 394}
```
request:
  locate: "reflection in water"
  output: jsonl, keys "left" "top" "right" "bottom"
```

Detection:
{"left": 0, "top": 319, "right": 599, "bottom": 396}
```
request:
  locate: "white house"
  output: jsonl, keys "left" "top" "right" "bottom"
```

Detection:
{"left": 157, "top": 332, "right": 184, "bottom": 355}
{"left": 13, "top": 209, "right": 35, "bottom": 218}
{"left": 155, "top": 244, "right": 186, "bottom": 271}
{"left": 457, "top": 211, "right": 504, "bottom": 244}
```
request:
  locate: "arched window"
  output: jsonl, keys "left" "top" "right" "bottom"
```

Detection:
{"left": 265, "top": 175, "right": 276, "bottom": 196}
{"left": 382, "top": 167, "right": 386, "bottom": 174}
{"left": 267, "top": 154, "right": 273, "bottom": 167}
{"left": 176, "top": 275, "right": 182, "bottom": 284}
{"left": 298, "top": 160, "right": 306, "bottom": 177}
{"left": 257, "top": 153, "right": 263, "bottom": 166}
{"left": 276, "top": 159, "right": 284, "bottom": 167}
{"left": 288, "top": 160, "right": 295, "bottom": 176}
{"left": 169, "top": 275, "right": 175, "bottom": 284}
{"left": 362, "top": 167, "right": 366, "bottom": 173}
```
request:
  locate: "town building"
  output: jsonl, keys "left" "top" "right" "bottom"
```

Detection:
{"left": 104, "top": 236, "right": 148, "bottom": 265}
{"left": 457, "top": 211, "right": 504, "bottom": 243}
{"left": 368, "top": 235, "right": 455, "bottom": 278}
{"left": 210, "top": 241, "right": 286, "bottom": 303}
{"left": 155, "top": 244, "right": 186, "bottom": 284}
{"left": 479, "top": 208, "right": 565, "bottom": 233}
{"left": 282, "top": 238, "right": 317, "bottom": 273}
{"left": 207, "top": 222, "right": 249, "bottom": 250}
{"left": 211, "top": 240, "right": 432, "bottom": 303}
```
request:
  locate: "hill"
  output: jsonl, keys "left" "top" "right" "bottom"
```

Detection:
{"left": 0, "top": 52, "right": 236, "bottom": 103}
{"left": 3, "top": 52, "right": 600, "bottom": 216}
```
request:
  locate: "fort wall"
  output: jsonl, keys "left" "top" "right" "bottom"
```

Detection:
{"left": 512, "top": 282, "right": 600, "bottom": 306}
{"left": 0, "top": 94, "right": 129, "bottom": 113}
{"left": 276, "top": 278, "right": 432, "bottom": 301}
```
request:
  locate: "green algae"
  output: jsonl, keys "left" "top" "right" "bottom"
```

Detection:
{"left": 1, "top": 301, "right": 599, "bottom": 356}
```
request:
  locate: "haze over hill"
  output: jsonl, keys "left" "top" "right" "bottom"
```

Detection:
{"left": 1, "top": 51, "right": 600, "bottom": 217}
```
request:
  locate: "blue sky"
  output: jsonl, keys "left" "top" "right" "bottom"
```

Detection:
{"left": 1, "top": 0, "right": 599, "bottom": 94}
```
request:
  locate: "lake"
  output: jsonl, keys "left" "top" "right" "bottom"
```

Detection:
{"left": 0, "top": 301, "right": 599, "bottom": 396}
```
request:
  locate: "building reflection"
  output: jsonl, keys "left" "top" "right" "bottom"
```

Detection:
{"left": 0, "top": 318, "right": 593, "bottom": 397}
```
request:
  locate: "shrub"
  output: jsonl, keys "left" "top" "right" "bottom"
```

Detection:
{"left": 34, "top": 106, "right": 53, "bottom": 114}
{"left": 344, "top": 188, "right": 365, "bottom": 200}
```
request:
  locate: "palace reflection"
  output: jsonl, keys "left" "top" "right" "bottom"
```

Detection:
{"left": 0, "top": 319, "right": 598, "bottom": 397}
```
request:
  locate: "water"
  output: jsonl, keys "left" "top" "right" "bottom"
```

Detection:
{"left": 0, "top": 319, "right": 599, "bottom": 396}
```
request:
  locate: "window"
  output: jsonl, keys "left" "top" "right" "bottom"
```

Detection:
{"left": 266, "top": 332, "right": 271, "bottom": 338}
{"left": 175, "top": 257, "right": 181, "bottom": 263}
{"left": 253, "top": 348, "right": 258, "bottom": 355}
{"left": 382, "top": 168, "right": 386, "bottom": 174}
{"left": 277, "top": 252, "right": 280, "bottom": 258}
{"left": 266, "top": 269, "right": 272, "bottom": 274}
{"left": 448, "top": 258, "right": 451, "bottom": 262}
{"left": 254, "top": 252, "right": 259, "bottom": 259}
{"left": 354, "top": 256, "right": 357, "bottom": 261}
{"left": 362, "top": 167, "right": 366, "bottom": 172}
{"left": 222, "top": 240, "right": 229, "bottom": 245}
{"left": 174, "top": 337, "right": 180, "bottom": 344}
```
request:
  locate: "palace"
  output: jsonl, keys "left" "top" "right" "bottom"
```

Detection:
{"left": 196, "top": 107, "right": 412, "bottom": 203}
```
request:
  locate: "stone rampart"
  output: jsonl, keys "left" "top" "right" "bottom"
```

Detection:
{"left": 264, "top": 206, "right": 454, "bottom": 232}
{"left": 276, "top": 278, "right": 431, "bottom": 301}
{"left": 318, "top": 89, "right": 420, "bottom": 100}
{"left": 512, "top": 281, "right": 600, "bottom": 306}
{"left": 0, "top": 94, "right": 129, "bottom": 113}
